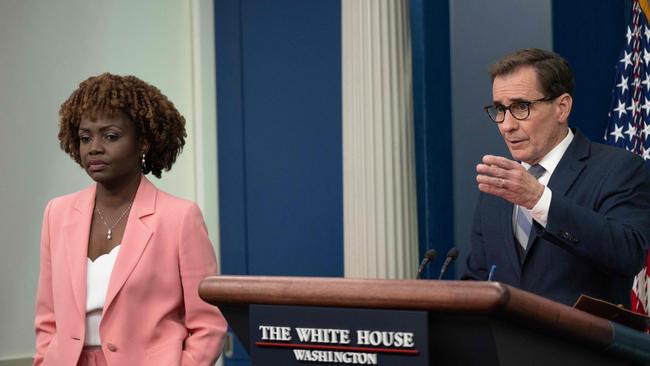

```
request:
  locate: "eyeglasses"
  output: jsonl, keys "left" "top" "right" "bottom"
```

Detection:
{"left": 484, "top": 96, "right": 557, "bottom": 123}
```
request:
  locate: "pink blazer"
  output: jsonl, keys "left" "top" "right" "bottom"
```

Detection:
{"left": 34, "top": 176, "right": 227, "bottom": 365}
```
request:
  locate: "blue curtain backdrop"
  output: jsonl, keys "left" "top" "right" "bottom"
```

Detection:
{"left": 216, "top": 0, "right": 343, "bottom": 278}
{"left": 552, "top": 0, "right": 628, "bottom": 140}
{"left": 410, "top": 0, "right": 455, "bottom": 279}
{"left": 215, "top": 1, "right": 342, "bottom": 364}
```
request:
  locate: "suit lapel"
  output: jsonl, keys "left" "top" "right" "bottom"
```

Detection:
{"left": 104, "top": 176, "right": 156, "bottom": 311}
{"left": 546, "top": 132, "right": 588, "bottom": 197}
{"left": 523, "top": 129, "right": 589, "bottom": 261}
{"left": 63, "top": 184, "right": 95, "bottom": 317}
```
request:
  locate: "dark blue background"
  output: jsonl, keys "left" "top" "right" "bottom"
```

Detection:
{"left": 552, "top": 1, "right": 628, "bottom": 142}
{"left": 215, "top": 1, "right": 342, "bottom": 363}
{"left": 216, "top": 0, "right": 343, "bottom": 278}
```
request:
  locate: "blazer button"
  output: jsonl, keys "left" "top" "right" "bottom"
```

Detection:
{"left": 106, "top": 343, "right": 118, "bottom": 352}
{"left": 558, "top": 231, "right": 578, "bottom": 244}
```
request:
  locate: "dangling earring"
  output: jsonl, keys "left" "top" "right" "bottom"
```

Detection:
{"left": 141, "top": 153, "right": 146, "bottom": 172}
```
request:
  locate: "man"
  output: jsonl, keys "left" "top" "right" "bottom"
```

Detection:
{"left": 463, "top": 48, "right": 650, "bottom": 308}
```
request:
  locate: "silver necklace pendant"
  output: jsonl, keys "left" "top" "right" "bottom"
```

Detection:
{"left": 96, "top": 202, "right": 132, "bottom": 242}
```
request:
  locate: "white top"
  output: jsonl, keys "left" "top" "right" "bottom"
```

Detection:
{"left": 521, "top": 129, "right": 575, "bottom": 227}
{"left": 84, "top": 245, "right": 120, "bottom": 346}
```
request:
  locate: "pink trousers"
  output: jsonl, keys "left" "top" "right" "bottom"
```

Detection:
{"left": 76, "top": 347, "right": 108, "bottom": 366}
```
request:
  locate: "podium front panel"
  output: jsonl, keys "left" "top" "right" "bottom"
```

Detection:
{"left": 249, "top": 305, "right": 429, "bottom": 366}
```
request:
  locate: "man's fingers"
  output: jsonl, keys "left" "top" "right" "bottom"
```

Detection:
{"left": 477, "top": 163, "right": 508, "bottom": 179}
{"left": 478, "top": 182, "right": 508, "bottom": 196}
{"left": 482, "top": 155, "right": 520, "bottom": 170}
{"left": 476, "top": 174, "right": 506, "bottom": 188}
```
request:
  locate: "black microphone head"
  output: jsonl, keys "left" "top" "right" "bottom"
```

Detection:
{"left": 416, "top": 249, "right": 438, "bottom": 279}
{"left": 446, "top": 247, "right": 459, "bottom": 259}
{"left": 425, "top": 249, "right": 437, "bottom": 261}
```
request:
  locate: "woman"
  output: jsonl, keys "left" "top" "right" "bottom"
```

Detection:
{"left": 34, "top": 73, "right": 227, "bottom": 365}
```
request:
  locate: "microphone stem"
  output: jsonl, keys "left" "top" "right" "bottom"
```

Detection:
{"left": 416, "top": 259, "right": 429, "bottom": 279}
{"left": 438, "top": 258, "right": 452, "bottom": 280}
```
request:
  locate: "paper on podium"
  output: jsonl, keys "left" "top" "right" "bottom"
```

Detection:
{"left": 573, "top": 294, "right": 650, "bottom": 332}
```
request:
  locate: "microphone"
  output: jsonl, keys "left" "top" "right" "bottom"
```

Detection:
{"left": 416, "top": 249, "right": 437, "bottom": 279}
{"left": 438, "top": 247, "right": 460, "bottom": 280}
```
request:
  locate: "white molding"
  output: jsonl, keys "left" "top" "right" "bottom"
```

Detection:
{"left": 190, "top": 0, "right": 221, "bottom": 267}
{"left": 191, "top": 0, "right": 205, "bottom": 207}
{"left": 342, "top": 0, "right": 418, "bottom": 279}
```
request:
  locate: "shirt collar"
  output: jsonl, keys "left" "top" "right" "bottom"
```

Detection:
{"left": 521, "top": 128, "right": 574, "bottom": 176}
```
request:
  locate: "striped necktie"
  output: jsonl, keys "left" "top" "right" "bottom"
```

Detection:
{"left": 514, "top": 164, "right": 546, "bottom": 251}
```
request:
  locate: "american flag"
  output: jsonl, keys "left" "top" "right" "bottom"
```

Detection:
{"left": 604, "top": 0, "right": 650, "bottom": 317}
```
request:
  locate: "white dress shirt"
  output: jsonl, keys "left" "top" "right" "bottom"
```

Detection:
{"left": 520, "top": 129, "right": 575, "bottom": 228}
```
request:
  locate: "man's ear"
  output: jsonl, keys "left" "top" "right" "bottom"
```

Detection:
{"left": 557, "top": 93, "right": 573, "bottom": 124}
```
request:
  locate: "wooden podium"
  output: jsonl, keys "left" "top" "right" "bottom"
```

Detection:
{"left": 199, "top": 276, "right": 648, "bottom": 365}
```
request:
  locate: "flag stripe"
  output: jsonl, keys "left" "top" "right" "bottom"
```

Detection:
{"left": 605, "top": 0, "right": 650, "bottom": 320}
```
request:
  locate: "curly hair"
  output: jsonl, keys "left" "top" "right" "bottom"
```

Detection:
{"left": 58, "top": 73, "right": 186, "bottom": 178}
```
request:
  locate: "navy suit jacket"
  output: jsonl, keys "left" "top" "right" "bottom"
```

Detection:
{"left": 463, "top": 129, "right": 650, "bottom": 307}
